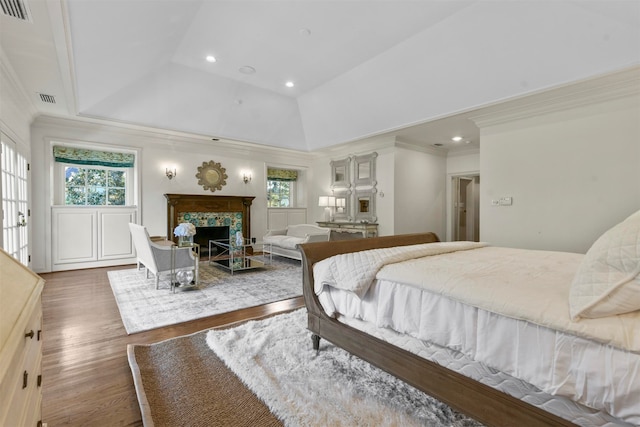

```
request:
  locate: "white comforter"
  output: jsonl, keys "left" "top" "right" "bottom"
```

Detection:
{"left": 313, "top": 243, "right": 640, "bottom": 424}
{"left": 313, "top": 243, "right": 640, "bottom": 352}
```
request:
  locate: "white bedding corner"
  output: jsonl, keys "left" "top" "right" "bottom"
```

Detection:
{"left": 313, "top": 241, "right": 487, "bottom": 298}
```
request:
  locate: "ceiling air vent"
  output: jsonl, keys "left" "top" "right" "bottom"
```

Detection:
{"left": 0, "top": 0, "right": 32, "bottom": 22}
{"left": 39, "top": 93, "right": 56, "bottom": 104}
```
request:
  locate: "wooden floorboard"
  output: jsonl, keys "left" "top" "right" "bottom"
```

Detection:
{"left": 40, "top": 264, "right": 304, "bottom": 426}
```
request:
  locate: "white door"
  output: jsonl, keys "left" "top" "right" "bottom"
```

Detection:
{"left": 1, "top": 133, "right": 29, "bottom": 264}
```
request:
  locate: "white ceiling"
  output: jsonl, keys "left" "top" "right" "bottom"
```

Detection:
{"left": 1, "top": 0, "right": 639, "bottom": 152}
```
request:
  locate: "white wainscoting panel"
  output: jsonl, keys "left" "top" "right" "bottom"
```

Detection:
{"left": 51, "top": 206, "right": 138, "bottom": 271}
{"left": 52, "top": 208, "right": 97, "bottom": 264}
{"left": 267, "top": 208, "right": 307, "bottom": 231}
{"left": 99, "top": 210, "right": 136, "bottom": 259}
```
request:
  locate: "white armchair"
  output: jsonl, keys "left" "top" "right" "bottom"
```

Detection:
{"left": 128, "top": 223, "right": 197, "bottom": 289}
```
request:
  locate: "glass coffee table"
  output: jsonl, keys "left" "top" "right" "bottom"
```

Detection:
{"left": 208, "top": 239, "right": 268, "bottom": 274}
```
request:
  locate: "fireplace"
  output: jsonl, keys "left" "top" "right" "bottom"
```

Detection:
{"left": 195, "top": 226, "right": 229, "bottom": 257}
{"left": 164, "top": 194, "right": 255, "bottom": 254}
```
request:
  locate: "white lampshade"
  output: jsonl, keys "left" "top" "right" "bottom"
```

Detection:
{"left": 336, "top": 198, "right": 345, "bottom": 207}
{"left": 327, "top": 196, "right": 336, "bottom": 207}
{"left": 318, "top": 196, "right": 329, "bottom": 207}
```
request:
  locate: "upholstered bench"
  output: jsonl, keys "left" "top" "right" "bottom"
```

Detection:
{"left": 263, "top": 224, "right": 330, "bottom": 261}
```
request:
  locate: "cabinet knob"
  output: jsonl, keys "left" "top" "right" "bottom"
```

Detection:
{"left": 25, "top": 330, "right": 34, "bottom": 339}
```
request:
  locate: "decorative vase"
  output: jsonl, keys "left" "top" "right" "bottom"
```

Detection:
{"left": 176, "top": 270, "right": 194, "bottom": 286}
{"left": 235, "top": 231, "right": 243, "bottom": 247}
{"left": 178, "top": 235, "right": 193, "bottom": 247}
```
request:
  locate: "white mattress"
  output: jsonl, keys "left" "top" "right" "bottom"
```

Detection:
{"left": 319, "top": 277, "right": 640, "bottom": 425}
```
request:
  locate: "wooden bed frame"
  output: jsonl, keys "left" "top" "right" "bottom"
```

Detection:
{"left": 299, "top": 233, "right": 577, "bottom": 427}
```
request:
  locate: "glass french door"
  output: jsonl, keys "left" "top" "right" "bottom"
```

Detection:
{"left": 1, "top": 133, "right": 29, "bottom": 264}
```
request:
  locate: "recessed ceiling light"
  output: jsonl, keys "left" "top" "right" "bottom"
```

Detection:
{"left": 285, "top": 81, "right": 294, "bottom": 88}
{"left": 452, "top": 136, "right": 463, "bottom": 142}
{"left": 299, "top": 28, "right": 311, "bottom": 36}
{"left": 205, "top": 55, "right": 216, "bottom": 63}
{"left": 239, "top": 65, "right": 256, "bottom": 75}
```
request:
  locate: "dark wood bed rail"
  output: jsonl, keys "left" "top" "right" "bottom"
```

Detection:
{"left": 299, "top": 233, "right": 576, "bottom": 427}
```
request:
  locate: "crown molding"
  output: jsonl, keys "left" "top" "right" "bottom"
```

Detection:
{"left": 311, "top": 135, "right": 397, "bottom": 159}
{"left": 0, "top": 47, "right": 39, "bottom": 122}
{"left": 469, "top": 65, "right": 640, "bottom": 129}
{"left": 31, "top": 114, "right": 313, "bottom": 164}
{"left": 394, "top": 139, "right": 447, "bottom": 157}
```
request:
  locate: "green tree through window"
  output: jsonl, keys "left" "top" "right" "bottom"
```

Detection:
{"left": 65, "top": 166, "right": 126, "bottom": 205}
{"left": 267, "top": 180, "right": 291, "bottom": 207}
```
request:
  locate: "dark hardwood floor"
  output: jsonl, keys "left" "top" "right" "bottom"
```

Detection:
{"left": 40, "top": 264, "right": 304, "bottom": 426}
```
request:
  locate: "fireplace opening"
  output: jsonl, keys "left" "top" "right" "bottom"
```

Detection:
{"left": 195, "top": 226, "right": 230, "bottom": 257}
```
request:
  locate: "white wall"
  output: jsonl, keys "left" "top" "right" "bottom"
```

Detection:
{"left": 394, "top": 147, "right": 447, "bottom": 239}
{"left": 480, "top": 94, "right": 640, "bottom": 253}
{"left": 0, "top": 51, "right": 35, "bottom": 147}
{"left": 29, "top": 116, "right": 312, "bottom": 272}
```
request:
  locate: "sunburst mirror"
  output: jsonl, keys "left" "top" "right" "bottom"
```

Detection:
{"left": 195, "top": 160, "right": 228, "bottom": 192}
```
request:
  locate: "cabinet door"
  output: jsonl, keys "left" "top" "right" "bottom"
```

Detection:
{"left": 99, "top": 210, "right": 136, "bottom": 259}
{"left": 52, "top": 209, "right": 97, "bottom": 264}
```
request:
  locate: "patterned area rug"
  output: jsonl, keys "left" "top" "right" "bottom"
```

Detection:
{"left": 109, "top": 257, "right": 301, "bottom": 334}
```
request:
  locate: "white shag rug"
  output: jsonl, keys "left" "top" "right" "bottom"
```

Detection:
{"left": 108, "top": 258, "right": 301, "bottom": 334}
{"left": 206, "top": 309, "right": 482, "bottom": 427}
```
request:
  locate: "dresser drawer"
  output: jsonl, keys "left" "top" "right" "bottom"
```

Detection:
{"left": 0, "top": 298, "right": 42, "bottom": 427}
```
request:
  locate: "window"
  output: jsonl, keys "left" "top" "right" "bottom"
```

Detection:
{"left": 267, "top": 168, "right": 298, "bottom": 208}
{"left": 53, "top": 145, "right": 135, "bottom": 206}
{"left": 64, "top": 166, "right": 127, "bottom": 206}
{"left": 267, "top": 180, "right": 294, "bottom": 207}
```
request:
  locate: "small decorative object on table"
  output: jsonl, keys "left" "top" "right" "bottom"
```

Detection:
{"left": 174, "top": 222, "right": 196, "bottom": 247}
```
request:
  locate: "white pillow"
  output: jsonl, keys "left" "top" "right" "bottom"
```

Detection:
{"left": 569, "top": 213, "right": 640, "bottom": 320}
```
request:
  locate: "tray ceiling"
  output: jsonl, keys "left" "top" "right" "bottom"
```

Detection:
{"left": 2, "top": 0, "right": 639, "bottom": 151}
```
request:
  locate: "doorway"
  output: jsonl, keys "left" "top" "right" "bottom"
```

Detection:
{"left": 1, "top": 132, "right": 29, "bottom": 264}
{"left": 452, "top": 175, "right": 480, "bottom": 242}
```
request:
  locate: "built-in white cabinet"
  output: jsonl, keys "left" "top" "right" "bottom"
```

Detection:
{"left": 0, "top": 249, "right": 45, "bottom": 427}
{"left": 51, "top": 206, "right": 137, "bottom": 271}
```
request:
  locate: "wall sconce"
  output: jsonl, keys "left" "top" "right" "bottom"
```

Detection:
{"left": 242, "top": 172, "right": 252, "bottom": 184}
{"left": 166, "top": 168, "right": 177, "bottom": 180}
{"left": 318, "top": 195, "right": 336, "bottom": 222}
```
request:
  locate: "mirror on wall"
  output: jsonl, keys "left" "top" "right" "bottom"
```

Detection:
{"left": 329, "top": 152, "right": 377, "bottom": 223}
{"left": 331, "top": 158, "right": 351, "bottom": 188}
{"left": 354, "top": 152, "right": 377, "bottom": 187}
{"left": 332, "top": 191, "right": 351, "bottom": 222}
{"left": 354, "top": 189, "right": 377, "bottom": 223}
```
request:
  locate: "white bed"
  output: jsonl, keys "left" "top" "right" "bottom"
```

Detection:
{"left": 310, "top": 212, "right": 640, "bottom": 426}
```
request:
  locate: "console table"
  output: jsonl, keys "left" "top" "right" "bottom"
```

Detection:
{"left": 316, "top": 222, "right": 378, "bottom": 238}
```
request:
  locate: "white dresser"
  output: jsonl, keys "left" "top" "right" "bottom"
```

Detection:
{"left": 0, "top": 249, "right": 45, "bottom": 427}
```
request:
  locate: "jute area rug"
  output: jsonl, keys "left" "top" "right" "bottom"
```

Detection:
{"left": 128, "top": 309, "right": 482, "bottom": 427}
{"left": 109, "top": 257, "right": 301, "bottom": 334}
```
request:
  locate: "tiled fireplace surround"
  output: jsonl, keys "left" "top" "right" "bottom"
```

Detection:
{"left": 164, "top": 194, "right": 255, "bottom": 255}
